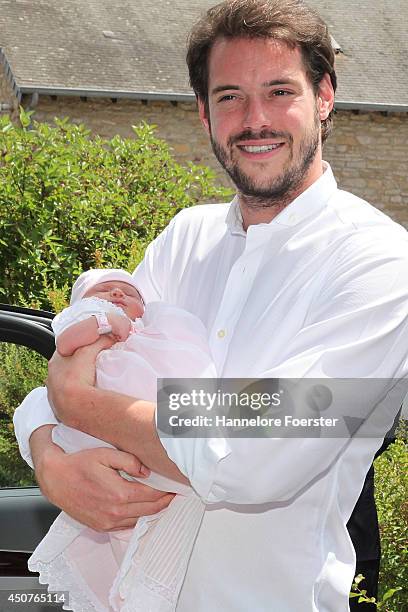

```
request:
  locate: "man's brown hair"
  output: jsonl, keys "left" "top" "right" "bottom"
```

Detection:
{"left": 187, "top": 0, "right": 337, "bottom": 142}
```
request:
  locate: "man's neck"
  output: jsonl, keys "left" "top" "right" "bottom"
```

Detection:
{"left": 239, "top": 199, "right": 288, "bottom": 231}
{"left": 239, "top": 161, "right": 326, "bottom": 231}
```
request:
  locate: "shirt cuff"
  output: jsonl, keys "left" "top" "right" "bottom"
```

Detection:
{"left": 156, "top": 406, "right": 231, "bottom": 502}
{"left": 13, "top": 387, "right": 58, "bottom": 469}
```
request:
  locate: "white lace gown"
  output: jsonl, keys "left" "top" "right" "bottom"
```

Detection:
{"left": 27, "top": 299, "right": 216, "bottom": 612}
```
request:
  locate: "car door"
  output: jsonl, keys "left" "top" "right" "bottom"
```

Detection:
{"left": 0, "top": 305, "right": 64, "bottom": 611}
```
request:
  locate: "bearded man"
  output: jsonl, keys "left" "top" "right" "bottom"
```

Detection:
{"left": 15, "top": 1, "right": 408, "bottom": 610}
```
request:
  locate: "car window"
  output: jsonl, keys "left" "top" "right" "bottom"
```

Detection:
{"left": 0, "top": 342, "right": 47, "bottom": 488}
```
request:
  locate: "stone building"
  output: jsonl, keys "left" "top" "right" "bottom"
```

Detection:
{"left": 0, "top": 0, "right": 407, "bottom": 226}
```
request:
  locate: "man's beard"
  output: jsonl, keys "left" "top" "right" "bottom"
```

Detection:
{"left": 210, "top": 112, "right": 320, "bottom": 210}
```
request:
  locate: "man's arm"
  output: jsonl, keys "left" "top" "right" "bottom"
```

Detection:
{"left": 31, "top": 425, "right": 175, "bottom": 530}
{"left": 13, "top": 387, "right": 59, "bottom": 468}
{"left": 15, "top": 336, "right": 177, "bottom": 529}
{"left": 43, "top": 211, "right": 408, "bottom": 509}
{"left": 47, "top": 346, "right": 188, "bottom": 484}
{"left": 46, "top": 243, "right": 408, "bottom": 506}
{"left": 21, "top": 223, "right": 181, "bottom": 529}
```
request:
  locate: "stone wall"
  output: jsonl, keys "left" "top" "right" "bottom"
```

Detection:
{"left": 324, "top": 111, "right": 408, "bottom": 228}
{"left": 32, "top": 96, "right": 211, "bottom": 166}
{"left": 3, "top": 88, "right": 408, "bottom": 228}
{"left": 0, "top": 65, "right": 18, "bottom": 115}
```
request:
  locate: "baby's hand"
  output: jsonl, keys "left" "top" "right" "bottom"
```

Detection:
{"left": 108, "top": 312, "right": 132, "bottom": 342}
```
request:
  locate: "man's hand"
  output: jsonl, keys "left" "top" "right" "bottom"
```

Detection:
{"left": 32, "top": 426, "right": 174, "bottom": 531}
{"left": 46, "top": 336, "right": 190, "bottom": 484}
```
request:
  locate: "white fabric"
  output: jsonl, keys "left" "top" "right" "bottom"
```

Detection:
{"left": 132, "top": 162, "right": 408, "bottom": 611}
{"left": 15, "top": 300, "right": 216, "bottom": 612}
{"left": 14, "top": 163, "right": 408, "bottom": 611}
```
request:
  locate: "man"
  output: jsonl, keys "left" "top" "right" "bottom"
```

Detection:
{"left": 15, "top": 1, "right": 408, "bottom": 610}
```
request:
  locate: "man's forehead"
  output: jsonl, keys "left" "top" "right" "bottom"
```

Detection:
{"left": 208, "top": 36, "right": 305, "bottom": 85}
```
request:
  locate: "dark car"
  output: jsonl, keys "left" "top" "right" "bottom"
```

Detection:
{"left": 0, "top": 304, "right": 62, "bottom": 611}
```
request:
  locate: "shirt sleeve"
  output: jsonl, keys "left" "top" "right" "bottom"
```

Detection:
{"left": 159, "top": 241, "right": 408, "bottom": 504}
{"left": 132, "top": 214, "right": 179, "bottom": 303}
{"left": 13, "top": 387, "right": 58, "bottom": 469}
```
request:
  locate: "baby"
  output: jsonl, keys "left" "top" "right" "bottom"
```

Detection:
{"left": 15, "top": 268, "right": 215, "bottom": 612}
{"left": 55, "top": 269, "right": 146, "bottom": 355}
{"left": 49, "top": 268, "right": 215, "bottom": 457}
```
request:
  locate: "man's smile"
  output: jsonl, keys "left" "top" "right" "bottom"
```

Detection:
{"left": 236, "top": 141, "right": 286, "bottom": 158}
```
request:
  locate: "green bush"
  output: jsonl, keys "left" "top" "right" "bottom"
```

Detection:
{"left": 374, "top": 432, "right": 408, "bottom": 610}
{"left": 0, "top": 342, "right": 47, "bottom": 486}
{"left": 0, "top": 110, "right": 231, "bottom": 481}
{"left": 0, "top": 109, "right": 231, "bottom": 309}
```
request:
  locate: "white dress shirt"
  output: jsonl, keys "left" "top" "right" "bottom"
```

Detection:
{"left": 14, "top": 164, "right": 408, "bottom": 611}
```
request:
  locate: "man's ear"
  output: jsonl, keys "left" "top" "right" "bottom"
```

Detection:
{"left": 198, "top": 98, "right": 211, "bottom": 134}
{"left": 317, "top": 73, "right": 335, "bottom": 121}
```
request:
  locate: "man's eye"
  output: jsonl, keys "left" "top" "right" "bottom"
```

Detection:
{"left": 218, "top": 94, "right": 237, "bottom": 102}
{"left": 272, "top": 90, "right": 290, "bottom": 96}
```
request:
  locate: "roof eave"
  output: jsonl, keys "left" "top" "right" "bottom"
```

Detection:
{"left": 335, "top": 101, "right": 408, "bottom": 113}
{"left": 0, "top": 48, "right": 22, "bottom": 102}
{"left": 18, "top": 85, "right": 196, "bottom": 102}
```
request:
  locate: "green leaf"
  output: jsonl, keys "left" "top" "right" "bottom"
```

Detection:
{"left": 382, "top": 586, "right": 402, "bottom": 602}
{"left": 18, "top": 107, "right": 34, "bottom": 128}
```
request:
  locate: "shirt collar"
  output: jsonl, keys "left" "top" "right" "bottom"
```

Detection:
{"left": 225, "top": 162, "right": 337, "bottom": 234}
{"left": 225, "top": 194, "right": 246, "bottom": 236}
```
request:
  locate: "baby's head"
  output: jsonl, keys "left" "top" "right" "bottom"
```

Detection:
{"left": 71, "top": 269, "right": 144, "bottom": 320}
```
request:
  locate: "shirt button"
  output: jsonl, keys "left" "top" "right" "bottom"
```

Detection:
{"left": 217, "top": 329, "right": 226, "bottom": 339}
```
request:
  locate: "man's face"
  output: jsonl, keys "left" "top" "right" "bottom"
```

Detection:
{"left": 199, "top": 37, "right": 333, "bottom": 203}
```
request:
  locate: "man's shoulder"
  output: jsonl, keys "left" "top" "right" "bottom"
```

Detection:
{"left": 329, "top": 189, "right": 407, "bottom": 244}
{"left": 322, "top": 190, "right": 408, "bottom": 283}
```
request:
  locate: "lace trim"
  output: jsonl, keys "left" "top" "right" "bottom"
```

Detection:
{"left": 28, "top": 501, "right": 205, "bottom": 612}
{"left": 29, "top": 552, "right": 108, "bottom": 612}
{"left": 28, "top": 513, "right": 84, "bottom": 564}
{"left": 30, "top": 554, "right": 176, "bottom": 612}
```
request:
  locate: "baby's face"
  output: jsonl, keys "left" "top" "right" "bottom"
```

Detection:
{"left": 84, "top": 280, "right": 144, "bottom": 319}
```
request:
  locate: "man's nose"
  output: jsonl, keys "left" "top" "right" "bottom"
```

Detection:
{"left": 242, "top": 97, "right": 271, "bottom": 131}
